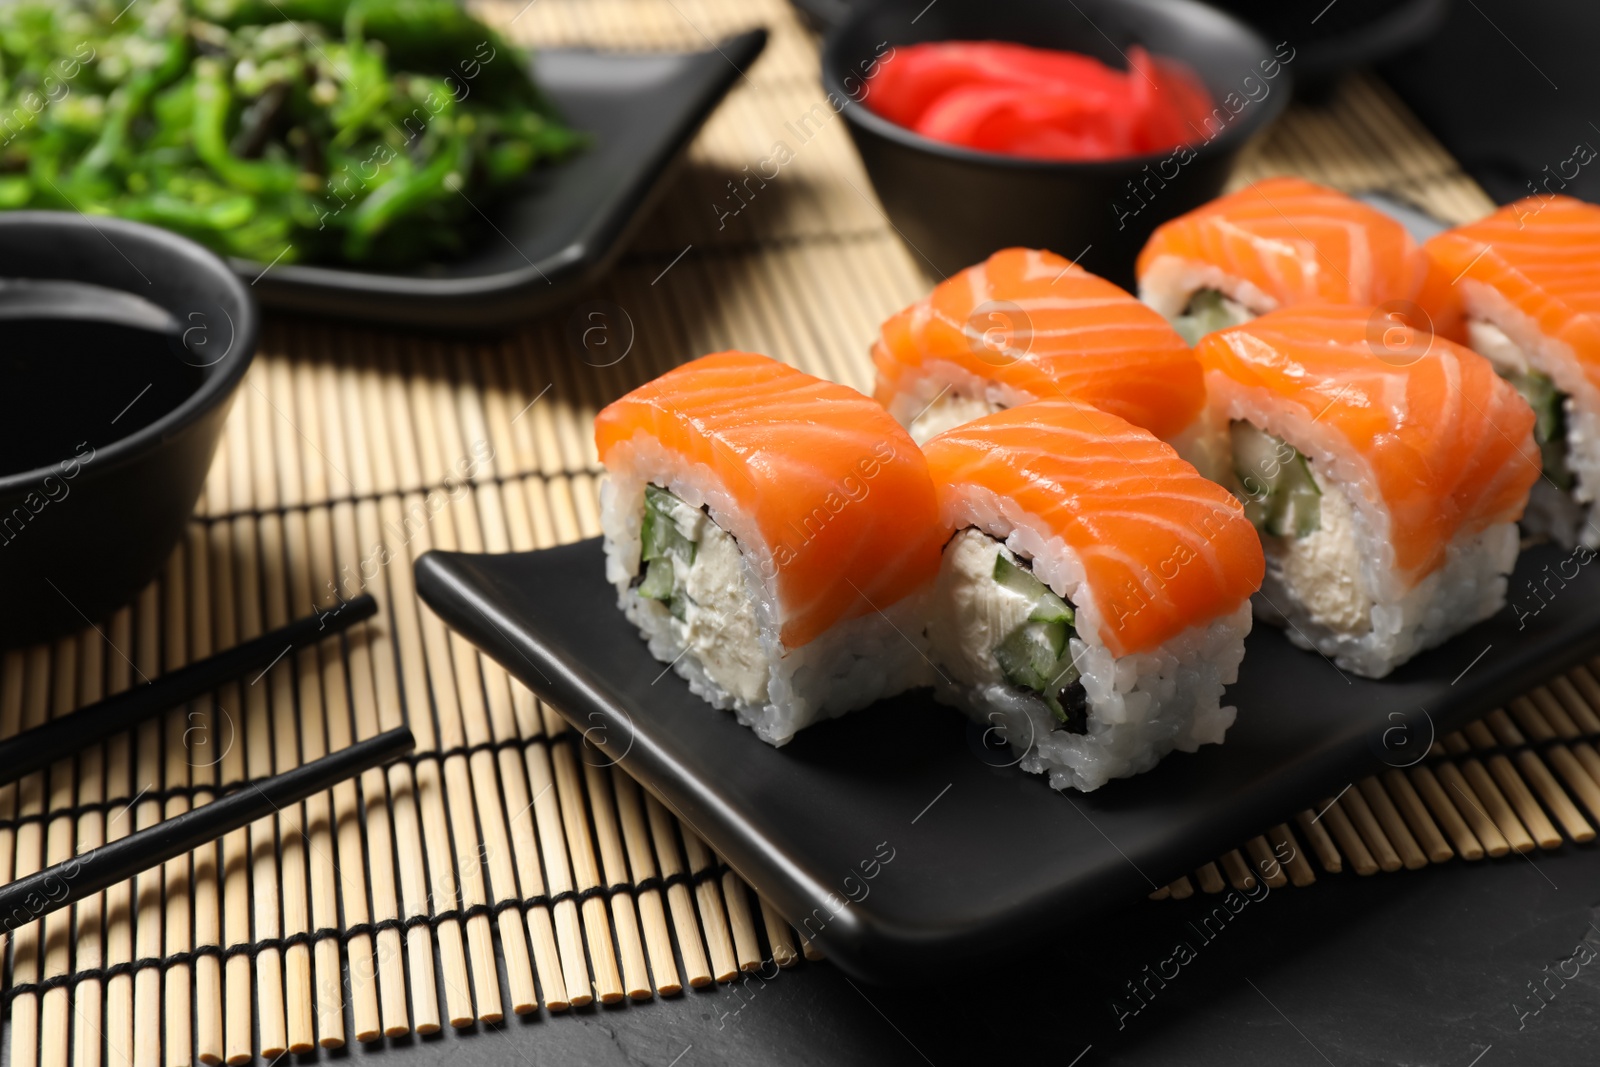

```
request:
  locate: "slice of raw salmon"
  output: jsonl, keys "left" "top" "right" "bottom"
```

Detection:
{"left": 922, "top": 399, "right": 1264, "bottom": 657}
{"left": 595, "top": 351, "right": 942, "bottom": 648}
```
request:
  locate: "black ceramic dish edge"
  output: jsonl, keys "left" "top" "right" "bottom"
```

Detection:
{"left": 415, "top": 541, "right": 1600, "bottom": 984}
{"left": 232, "top": 30, "right": 766, "bottom": 328}
{"left": 0, "top": 212, "right": 257, "bottom": 646}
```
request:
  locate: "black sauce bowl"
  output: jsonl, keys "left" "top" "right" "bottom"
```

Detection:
{"left": 0, "top": 212, "right": 257, "bottom": 648}
{"left": 822, "top": 0, "right": 1291, "bottom": 287}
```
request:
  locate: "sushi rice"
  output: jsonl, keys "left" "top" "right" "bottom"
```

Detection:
{"left": 1457, "top": 289, "right": 1600, "bottom": 549}
{"left": 919, "top": 401, "right": 1264, "bottom": 792}
{"left": 929, "top": 514, "right": 1250, "bottom": 793}
{"left": 1198, "top": 305, "right": 1540, "bottom": 678}
{"left": 1223, "top": 391, "right": 1522, "bottom": 677}
{"left": 600, "top": 436, "right": 936, "bottom": 747}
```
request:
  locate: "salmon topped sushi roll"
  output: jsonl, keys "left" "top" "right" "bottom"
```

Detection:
{"left": 1424, "top": 196, "right": 1600, "bottom": 547}
{"left": 872, "top": 247, "right": 1204, "bottom": 446}
{"left": 595, "top": 351, "right": 943, "bottom": 745}
{"left": 1137, "top": 177, "right": 1431, "bottom": 343}
{"left": 921, "top": 400, "right": 1263, "bottom": 792}
{"left": 1196, "top": 304, "right": 1541, "bottom": 677}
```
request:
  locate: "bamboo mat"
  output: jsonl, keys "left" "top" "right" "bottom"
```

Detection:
{"left": 0, "top": 0, "right": 1583, "bottom": 1063}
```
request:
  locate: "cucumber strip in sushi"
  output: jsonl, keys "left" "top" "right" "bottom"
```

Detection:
{"left": 1196, "top": 303, "right": 1542, "bottom": 678}
{"left": 594, "top": 350, "right": 944, "bottom": 745}
{"left": 1424, "top": 196, "right": 1600, "bottom": 548}
{"left": 871, "top": 247, "right": 1205, "bottom": 449}
{"left": 921, "top": 399, "right": 1265, "bottom": 793}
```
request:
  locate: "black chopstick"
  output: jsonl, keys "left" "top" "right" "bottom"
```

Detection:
{"left": 0, "top": 725, "right": 414, "bottom": 935}
{"left": 0, "top": 593, "right": 378, "bottom": 788}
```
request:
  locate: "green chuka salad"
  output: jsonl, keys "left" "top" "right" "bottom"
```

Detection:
{"left": 0, "top": 0, "right": 580, "bottom": 266}
{"left": 991, "top": 552, "right": 1088, "bottom": 733}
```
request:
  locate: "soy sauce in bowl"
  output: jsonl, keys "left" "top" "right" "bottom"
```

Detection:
{"left": 0, "top": 302, "right": 203, "bottom": 478}
{"left": 0, "top": 211, "right": 259, "bottom": 652}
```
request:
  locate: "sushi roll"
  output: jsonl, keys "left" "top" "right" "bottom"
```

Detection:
{"left": 1137, "top": 177, "right": 1431, "bottom": 344}
{"left": 1196, "top": 304, "right": 1542, "bottom": 678}
{"left": 594, "top": 351, "right": 943, "bottom": 745}
{"left": 871, "top": 247, "right": 1203, "bottom": 446}
{"left": 1423, "top": 196, "right": 1600, "bottom": 547}
{"left": 920, "top": 400, "right": 1264, "bottom": 792}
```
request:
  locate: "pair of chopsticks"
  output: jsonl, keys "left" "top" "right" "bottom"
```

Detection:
{"left": 0, "top": 594, "right": 415, "bottom": 931}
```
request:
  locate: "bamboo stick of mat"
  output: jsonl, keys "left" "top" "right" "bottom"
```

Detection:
{"left": 69, "top": 628, "right": 107, "bottom": 1067}
{"left": 393, "top": 359, "right": 520, "bottom": 1022}
{"left": 236, "top": 375, "right": 289, "bottom": 1059}
{"left": 610, "top": 768, "right": 685, "bottom": 996}
{"left": 1409, "top": 764, "right": 1485, "bottom": 861}
{"left": 1516, "top": 750, "right": 1594, "bottom": 843}
{"left": 303, "top": 356, "right": 384, "bottom": 1043}
{"left": 330, "top": 502, "right": 413, "bottom": 1037}
{"left": 645, "top": 791, "right": 714, "bottom": 988}
{"left": 721, "top": 858, "right": 764, "bottom": 973}
{"left": 345, "top": 346, "right": 442, "bottom": 1035}
{"left": 543, "top": 706, "right": 626, "bottom": 1004}
{"left": 681, "top": 828, "right": 739, "bottom": 984}
{"left": 216, "top": 383, "right": 256, "bottom": 1064}
{"left": 14, "top": 643, "right": 57, "bottom": 1067}
{"left": 472, "top": 353, "right": 579, "bottom": 1012}
{"left": 759, "top": 897, "right": 800, "bottom": 968}
{"left": 1461, "top": 758, "right": 1536, "bottom": 853}
{"left": 160, "top": 548, "right": 195, "bottom": 1067}
{"left": 263, "top": 353, "right": 326, "bottom": 1052}
{"left": 233, "top": 511, "right": 291, "bottom": 1055}
{"left": 472, "top": 337, "right": 638, "bottom": 1009}
{"left": 39, "top": 634, "right": 77, "bottom": 1067}
{"left": 517, "top": 446, "right": 617, "bottom": 1007}
{"left": 1339, "top": 785, "right": 1404, "bottom": 872}
{"left": 406, "top": 362, "right": 551, "bottom": 1015}
{"left": 583, "top": 758, "right": 654, "bottom": 1000}
{"left": 275, "top": 353, "right": 350, "bottom": 1048}
{"left": 211, "top": 521, "right": 258, "bottom": 1065}
{"left": 355, "top": 492, "right": 446, "bottom": 1034}
{"left": 101, "top": 611, "right": 136, "bottom": 1067}
{"left": 370, "top": 348, "right": 480, "bottom": 1027}
{"left": 1433, "top": 762, "right": 1511, "bottom": 858}
{"left": 185, "top": 524, "right": 225, "bottom": 1067}
{"left": 395, "top": 519, "right": 512, "bottom": 1021}
{"left": 506, "top": 480, "right": 601, "bottom": 1008}
{"left": 1380, "top": 769, "right": 1453, "bottom": 864}
{"left": 325, "top": 346, "right": 412, "bottom": 1039}
{"left": 1356, "top": 777, "right": 1428, "bottom": 870}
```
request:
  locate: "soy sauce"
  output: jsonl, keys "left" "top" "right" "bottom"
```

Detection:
{"left": 1, "top": 318, "right": 203, "bottom": 478}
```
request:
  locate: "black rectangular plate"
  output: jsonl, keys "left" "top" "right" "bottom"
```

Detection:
{"left": 236, "top": 31, "right": 765, "bottom": 328}
{"left": 414, "top": 538, "right": 1600, "bottom": 983}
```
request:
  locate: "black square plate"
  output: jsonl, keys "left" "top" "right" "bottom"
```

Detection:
{"left": 238, "top": 30, "right": 766, "bottom": 328}
{"left": 414, "top": 537, "right": 1600, "bottom": 983}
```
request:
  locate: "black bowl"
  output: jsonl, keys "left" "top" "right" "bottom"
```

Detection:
{"left": 0, "top": 213, "right": 257, "bottom": 648}
{"left": 822, "top": 0, "right": 1290, "bottom": 287}
{"left": 1211, "top": 0, "right": 1448, "bottom": 92}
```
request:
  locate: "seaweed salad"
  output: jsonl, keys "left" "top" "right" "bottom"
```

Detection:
{"left": 0, "top": 0, "right": 581, "bottom": 266}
